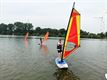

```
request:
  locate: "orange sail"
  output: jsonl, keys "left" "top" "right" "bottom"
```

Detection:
{"left": 62, "top": 4, "right": 80, "bottom": 59}
{"left": 43, "top": 32, "right": 49, "bottom": 41}
{"left": 24, "top": 32, "right": 29, "bottom": 40}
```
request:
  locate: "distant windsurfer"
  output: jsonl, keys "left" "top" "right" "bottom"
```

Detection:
{"left": 57, "top": 39, "right": 63, "bottom": 59}
{"left": 39, "top": 37, "right": 45, "bottom": 45}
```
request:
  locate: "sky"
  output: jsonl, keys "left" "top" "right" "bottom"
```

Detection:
{"left": 0, "top": 0, "right": 107, "bottom": 33}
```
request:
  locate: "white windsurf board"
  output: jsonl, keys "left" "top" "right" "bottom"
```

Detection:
{"left": 55, "top": 57, "right": 68, "bottom": 69}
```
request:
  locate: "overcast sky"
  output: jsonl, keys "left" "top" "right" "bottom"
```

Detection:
{"left": 0, "top": 0, "right": 107, "bottom": 33}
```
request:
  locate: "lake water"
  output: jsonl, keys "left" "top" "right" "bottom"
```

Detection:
{"left": 0, "top": 36, "right": 107, "bottom": 80}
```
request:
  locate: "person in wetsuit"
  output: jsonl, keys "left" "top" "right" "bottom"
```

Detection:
{"left": 57, "top": 39, "right": 63, "bottom": 59}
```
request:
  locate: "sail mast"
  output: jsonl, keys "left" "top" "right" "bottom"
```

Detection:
{"left": 61, "top": 2, "right": 75, "bottom": 61}
{"left": 73, "top": 2, "right": 75, "bottom": 8}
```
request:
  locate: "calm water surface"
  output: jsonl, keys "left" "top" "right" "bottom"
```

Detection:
{"left": 0, "top": 37, "right": 107, "bottom": 80}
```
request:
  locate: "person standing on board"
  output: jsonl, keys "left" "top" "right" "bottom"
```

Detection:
{"left": 57, "top": 39, "right": 63, "bottom": 59}
{"left": 39, "top": 37, "right": 45, "bottom": 45}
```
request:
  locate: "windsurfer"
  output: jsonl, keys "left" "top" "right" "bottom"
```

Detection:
{"left": 57, "top": 39, "right": 63, "bottom": 59}
{"left": 39, "top": 37, "right": 45, "bottom": 45}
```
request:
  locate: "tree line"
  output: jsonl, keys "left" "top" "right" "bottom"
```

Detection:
{"left": 0, "top": 22, "right": 107, "bottom": 39}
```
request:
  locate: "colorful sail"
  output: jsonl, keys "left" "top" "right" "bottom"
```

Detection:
{"left": 62, "top": 4, "right": 80, "bottom": 59}
{"left": 43, "top": 32, "right": 49, "bottom": 41}
{"left": 24, "top": 32, "right": 29, "bottom": 40}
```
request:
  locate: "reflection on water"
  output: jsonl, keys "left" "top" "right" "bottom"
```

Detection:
{"left": 39, "top": 45, "right": 49, "bottom": 56}
{"left": 54, "top": 69, "right": 80, "bottom": 80}
{"left": 24, "top": 39, "right": 28, "bottom": 48}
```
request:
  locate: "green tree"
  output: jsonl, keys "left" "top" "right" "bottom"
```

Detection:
{"left": 35, "top": 27, "right": 41, "bottom": 36}
{"left": 58, "top": 28, "right": 66, "bottom": 37}
{"left": 0, "top": 23, "right": 8, "bottom": 34}
{"left": 14, "top": 22, "right": 33, "bottom": 35}
{"left": 97, "top": 32, "right": 105, "bottom": 39}
{"left": 7, "top": 24, "right": 15, "bottom": 35}
{"left": 24, "top": 23, "right": 33, "bottom": 31}
{"left": 105, "top": 32, "right": 107, "bottom": 38}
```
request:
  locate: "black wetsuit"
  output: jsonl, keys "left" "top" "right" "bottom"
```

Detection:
{"left": 57, "top": 42, "right": 62, "bottom": 53}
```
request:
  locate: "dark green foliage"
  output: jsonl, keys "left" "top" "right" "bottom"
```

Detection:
{"left": 7, "top": 24, "right": 14, "bottom": 35}
{"left": 105, "top": 32, "right": 107, "bottom": 38}
{"left": 0, "top": 22, "right": 106, "bottom": 39}
{"left": 0, "top": 22, "right": 33, "bottom": 35}
{"left": 80, "top": 30, "right": 107, "bottom": 39}
{"left": 0, "top": 23, "right": 8, "bottom": 34}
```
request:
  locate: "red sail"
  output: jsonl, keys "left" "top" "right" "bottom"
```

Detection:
{"left": 63, "top": 8, "right": 80, "bottom": 59}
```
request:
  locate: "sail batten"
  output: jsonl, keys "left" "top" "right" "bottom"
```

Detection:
{"left": 62, "top": 5, "right": 80, "bottom": 59}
